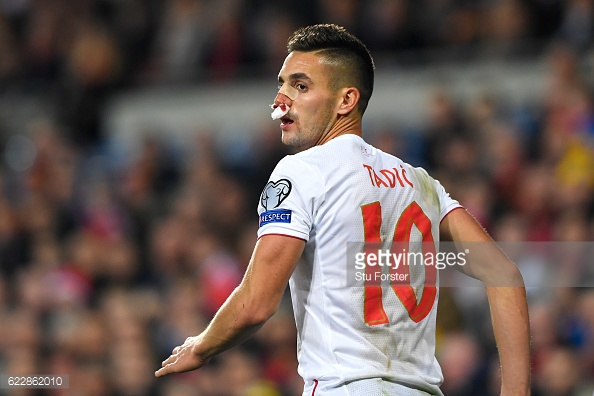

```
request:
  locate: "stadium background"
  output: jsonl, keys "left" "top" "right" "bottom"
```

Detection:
{"left": 0, "top": 0, "right": 593, "bottom": 395}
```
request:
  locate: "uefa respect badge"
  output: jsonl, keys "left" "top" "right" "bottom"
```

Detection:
{"left": 259, "top": 209, "right": 292, "bottom": 227}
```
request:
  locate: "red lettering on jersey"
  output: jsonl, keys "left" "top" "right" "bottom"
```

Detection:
{"left": 400, "top": 165, "right": 414, "bottom": 188}
{"left": 392, "top": 168, "right": 405, "bottom": 187}
{"left": 363, "top": 164, "right": 376, "bottom": 187}
{"left": 379, "top": 169, "right": 396, "bottom": 188}
{"left": 363, "top": 164, "right": 413, "bottom": 189}
{"left": 361, "top": 202, "right": 388, "bottom": 325}
{"left": 374, "top": 172, "right": 389, "bottom": 188}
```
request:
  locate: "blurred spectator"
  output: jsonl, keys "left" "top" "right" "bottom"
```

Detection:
{"left": 534, "top": 346, "right": 585, "bottom": 396}
{"left": 437, "top": 332, "right": 483, "bottom": 395}
{"left": 558, "top": 0, "right": 594, "bottom": 52}
{"left": 359, "top": 0, "right": 415, "bottom": 52}
{"left": 0, "top": 14, "right": 20, "bottom": 86}
{"left": 316, "top": 0, "right": 359, "bottom": 34}
{"left": 149, "top": 0, "right": 209, "bottom": 83}
{"left": 481, "top": 0, "right": 530, "bottom": 57}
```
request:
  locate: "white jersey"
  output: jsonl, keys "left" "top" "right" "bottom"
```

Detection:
{"left": 257, "top": 134, "right": 461, "bottom": 395}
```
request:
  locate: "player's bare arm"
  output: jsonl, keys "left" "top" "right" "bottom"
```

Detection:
{"left": 155, "top": 234, "right": 305, "bottom": 377}
{"left": 440, "top": 208, "right": 531, "bottom": 396}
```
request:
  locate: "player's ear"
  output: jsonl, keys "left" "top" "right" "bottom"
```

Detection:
{"left": 337, "top": 87, "right": 360, "bottom": 116}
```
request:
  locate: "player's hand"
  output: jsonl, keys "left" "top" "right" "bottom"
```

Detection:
{"left": 155, "top": 336, "right": 208, "bottom": 378}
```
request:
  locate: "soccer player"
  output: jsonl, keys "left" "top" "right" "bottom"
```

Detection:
{"left": 155, "top": 24, "right": 530, "bottom": 395}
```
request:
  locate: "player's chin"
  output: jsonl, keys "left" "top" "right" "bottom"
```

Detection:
{"left": 281, "top": 132, "right": 302, "bottom": 149}
{"left": 280, "top": 133, "right": 292, "bottom": 146}
{"left": 280, "top": 129, "right": 295, "bottom": 142}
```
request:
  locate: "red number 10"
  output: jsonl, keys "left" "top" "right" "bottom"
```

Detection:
{"left": 361, "top": 201, "right": 437, "bottom": 325}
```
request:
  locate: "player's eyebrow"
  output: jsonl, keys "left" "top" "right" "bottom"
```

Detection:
{"left": 278, "top": 73, "right": 313, "bottom": 84}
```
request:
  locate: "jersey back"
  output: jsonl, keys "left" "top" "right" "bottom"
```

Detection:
{"left": 257, "top": 135, "right": 461, "bottom": 395}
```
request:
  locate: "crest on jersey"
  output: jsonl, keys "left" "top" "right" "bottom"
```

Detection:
{"left": 260, "top": 179, "right": 292, "bottom": 210}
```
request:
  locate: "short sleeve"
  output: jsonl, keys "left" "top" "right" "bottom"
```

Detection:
{"left": 257, "top": 156, "right": 324, "bottom": 241}
{"left": 433, "top": 177, "right": 462, "bottom": 222}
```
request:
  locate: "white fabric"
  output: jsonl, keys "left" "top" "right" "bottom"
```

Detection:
{"left": 257, "top": 134, "right": 461, "bottom": 396}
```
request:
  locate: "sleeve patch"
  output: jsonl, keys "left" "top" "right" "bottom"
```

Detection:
{"left": 259, "top": 209, "right": 292, "bottom": 227}
{"left": 260, "top": 179, "right": 292, "bottom": 210}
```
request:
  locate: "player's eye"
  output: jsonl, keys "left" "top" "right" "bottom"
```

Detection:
{"left": 296, "top": 83, "right": 307, "bottom": 91}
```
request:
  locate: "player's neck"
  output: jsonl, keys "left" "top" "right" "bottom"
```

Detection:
{"left": 316, "top": 115, "right": 362, "bottom": 146}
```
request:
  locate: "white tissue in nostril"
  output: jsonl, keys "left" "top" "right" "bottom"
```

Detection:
{"left": 271, "top": 104, "right": 290, "bottom": 120}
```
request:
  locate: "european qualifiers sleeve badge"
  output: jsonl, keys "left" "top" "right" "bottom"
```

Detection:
{"left": 259, "top": 179, "right": 293, "bottom": 227}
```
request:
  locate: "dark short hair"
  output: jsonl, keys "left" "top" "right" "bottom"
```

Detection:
{"left": 287, "top": 24, "right": 375, "bottom": 116}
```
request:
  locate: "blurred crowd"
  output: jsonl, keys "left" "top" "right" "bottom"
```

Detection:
{"left": 1, "top": 0, "right": 594, "bottom": 145}
{"left": 0, "top": 0, "right": 594, "bottom": 395}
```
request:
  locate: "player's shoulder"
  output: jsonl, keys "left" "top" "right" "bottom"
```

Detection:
{"left": 372, "top": 149, "right": 444, "bottom": 193}
{"left": 274, "top": 151, "right": 317, "bottom": 173}
{"left": 270, "top": 152, "right": 324, "bottom": 189}
{"left": 406, "top": 163, "right": 432, "bottom": 180}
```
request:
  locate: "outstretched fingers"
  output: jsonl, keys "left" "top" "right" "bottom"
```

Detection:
{"left": 155, "top": 339, "right": 206, "bottom": 378}
{"left": 154, "top": 353, "right": 179, "bottom": 377}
